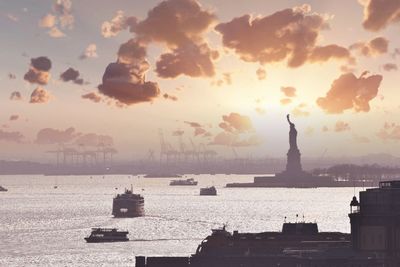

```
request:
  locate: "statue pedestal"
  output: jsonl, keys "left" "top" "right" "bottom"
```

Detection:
{"left": 285, "top": 148, "right": 302, "bottom": 173}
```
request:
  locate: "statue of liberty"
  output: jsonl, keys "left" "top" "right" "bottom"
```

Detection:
{"left": 286, "top": 114, "right": 297, "bottom": 150}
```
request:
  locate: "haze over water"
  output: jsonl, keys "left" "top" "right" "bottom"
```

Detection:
{"left": 0, "top": 174, "right": 363, "bottom": 266}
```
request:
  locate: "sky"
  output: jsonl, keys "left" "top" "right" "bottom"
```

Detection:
{"left": 0, "top": 0, "right": 400, "bottom": 162}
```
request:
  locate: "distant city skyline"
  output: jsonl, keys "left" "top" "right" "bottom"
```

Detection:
{"left": 1, "top": 0, "right": 400, "bottom": 161}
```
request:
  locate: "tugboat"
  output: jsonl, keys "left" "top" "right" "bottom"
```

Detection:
{"left": 84, "top": 228, "right": 129, "bottom": 243}
{"left": 200, "top": 186, "right": 217, "bottom": 196}
{"left": 112, "top": 185, "right": 144, "bottom": 218}
{"left": 169, "top": 178, "right": 198, "bottom": 186}
{"left": 0, "top": 185, "right": 7, "bottom": 192}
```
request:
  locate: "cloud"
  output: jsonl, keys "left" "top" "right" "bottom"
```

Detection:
{"left": 219, "top": 112, "right": 253, "bottom": 133}
{"left": 133, "top": 0, "right": 218, "bottom": 78}
{"left": 281, "top": 86, "right": 296, "bottom": 97}
{"left": 255, "top": 107, "right": 266, "bottom": 115}
{"left": 30, "top": 87, "right": 51, "bottom": 104}
{"left": 353, "top": 134, "right": 370, "bottom": 143}
{"left": 0, "top": 129, "right": 24, "bottom": 143}
{"left": 156, "top": 42, "right": 217, "bottom": 78}
{"left": 172, "top": 130, "right": 184, "bottom": 136}
{"left": 210, "top": 131, "right": 260, "bottom": 147}
{"left": 334, "top": 121, "right": 351, "bottom": 132}
{"left": 81, "top": 92, "right": 102, "bottom": 103}
{"left": 101, "top": 10, "right": 137, "bottom": 38}
{"left": 309, "top": 44, "right": 352, "bottom": 62}
{"left": 382, "top": 63, "right": 398, "bottom": 71}
{"left": 24, "top": 56, "right": 52, "bottom": 85}
{"left": 280, "top": 98, "right": 292, "bottom": 105}
{"left": 60, "top": 67, "right": 86, "bottom": 85}
{"left": 350, "top": 37, "right": 389, "bottom": 57}
{"left": 211, "top": 72, "right": 232, "bottom": 87}
{"left": 10, "top": 91, "right": 22, "bottom": 101}
{"left": 38, "top": 0, "right": 73, "bottom": 37}
{"left": 184, "top": 121, "right": 209, "bottom": 137}
{"left": 53, "top": 0, "right": 74, "bottom": 29}
{"left": 256, "top": 67, "right": 267, "bottom": 80}
{"left": 98, "top": 39, "right": 160, "bottom": 105}
{"left": 35, "top": 127, "right": 79, "bottom": 144}
{"left": 163, "top": 93, "right": 178, "bottom": 101}
{"left": 9, "top": 115, "right": 19, "bottom": 121}
{"left": 360, "top": 0, "right": 400, "bottom": 31}
{"left": 39, "top": 14, "right": 56, "bottom": 28}
{"left": 215, "top": 5, "right": 350, "bottom": 68}
{"left": 75, "top": 133, "right": 114, "bottom": 147}
{"left": 6, "top": 14, "right": 19, "bottom": 22}
{"left": 377, "top": 122, "right": 400, "bottom": 141}
{"left": 316, "top": 72, "right": 383, "bottom": 114}
{"left": 292, "top": 104, "right": 310, "bottom": 117}
{"left": 80, "top": 43, "right": 98, "bottom": 59}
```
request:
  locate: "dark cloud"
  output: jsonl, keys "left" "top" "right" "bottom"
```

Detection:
{"left": 60, "top": 67, "right": 87, "bottom": 85}
{"left": 10, "top": 91, "right": 22, "bottom": 101}
{"left": 219, "top": 113, "right": 253, "bottom": 133}
{"left": 316, "top": 72, "right": 383, "bottom": 114}
{"left": 30, "top": 87, "right": 51, "bottom": 104}
{"left": 9, "top": 115, "right": 19, "bottom": 121}
{"left": 334, "top": 121, "right": 350, "bottom": 132}
{"left": 382, "top": 63, "right": 398, "bottom": 71}
{"left": 24, "top": 57, "right": 52, "bottom": 85}
{"left": 184, "top": 121, "right": 202, "bottom": 128}
{"left": 184, "top": 121, "right": 209, "bottom": 137}
{"left": 350, "top": 37, "right": 389, "bottom": 57}
{"left": 0, "top": 129, "right": 24, "bottom": 143}
{"left": 98, "top": 39, "right": 160, "bottom": 105}
{"left": 215, "top": 5, "right": 349, "bottom": 68}
{"left": 81, "top": 92, "right": 102, "bottom": 103}
{"left": 281, "top": 86, "right": 296, "bottom": 97}
{"left": 163, "top": 93, "right": 178, "bottom": 101}
{"left": 360, "top": 0, "right": 400, "bottom": 31}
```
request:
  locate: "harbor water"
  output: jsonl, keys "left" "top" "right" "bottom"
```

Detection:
{"left": 0, "top": 174, "right": 363, "bottom": 266}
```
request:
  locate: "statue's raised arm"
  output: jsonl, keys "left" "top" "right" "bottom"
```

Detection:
{"left": 287, "top": 114, "right": 293, "bottom": 126}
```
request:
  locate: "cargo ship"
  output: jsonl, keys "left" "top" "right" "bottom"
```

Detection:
{"left": 200, "top": 186, "right": 217, "bottom": 196}
{"left": 136, "top": 180, "right": 400, "bottom": 266}
{"left": 112, "top": 186, "right": 144, "bottom": 217}
{"left": 170, "top": 178, "right": 198, "bottom": 186}
{"left": 84, "top": 228, "right": 129, "bottom": 243}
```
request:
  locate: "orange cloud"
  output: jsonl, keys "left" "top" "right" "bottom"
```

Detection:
{"left": 334, "top": 121, "right": 351, "bottom": 132}
{"left": 281, "top": 86, "right": 296, "bottom": 97}
{"left": 255, "top": 107, "right": 266, "bottom": 115}
{"left": 101, "top": 10, "right": 137, "bottom": 38}
{"left": 35, "top": 127, "right": 79, "bottom": 144}
{"left": 316, "top": 72, "right": 382, "bottom": 114}
{"left": 256, "top": 67, "right": 267, "bottom": 80}
{"left": 216, "top": 5, "right": 349, "bottom": 67}
{"left": 350, "top": 37, "right": 389, "bottom": 57}
{"left": 163, "top": 93, "right": 178, "bottom": 101}
{"left": 219, "top": 112, "right": 253, "bottom": 133}
{"left": 30, "top": 87, "right": 51, "bottom": 104}
{"left": 360, "top": 0, "right": 400, "bottom": 31}
{"left": 80, "top": 43, "right": 98, "bottom": 59}
{"left": 209, "top": 131, "right": 260, "bottom": 147}
{"left": 280, "top": 98, "right": 292, "bottom": 105}
{"left": 292, "top": 104, "right": 310, "bottom": 117}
